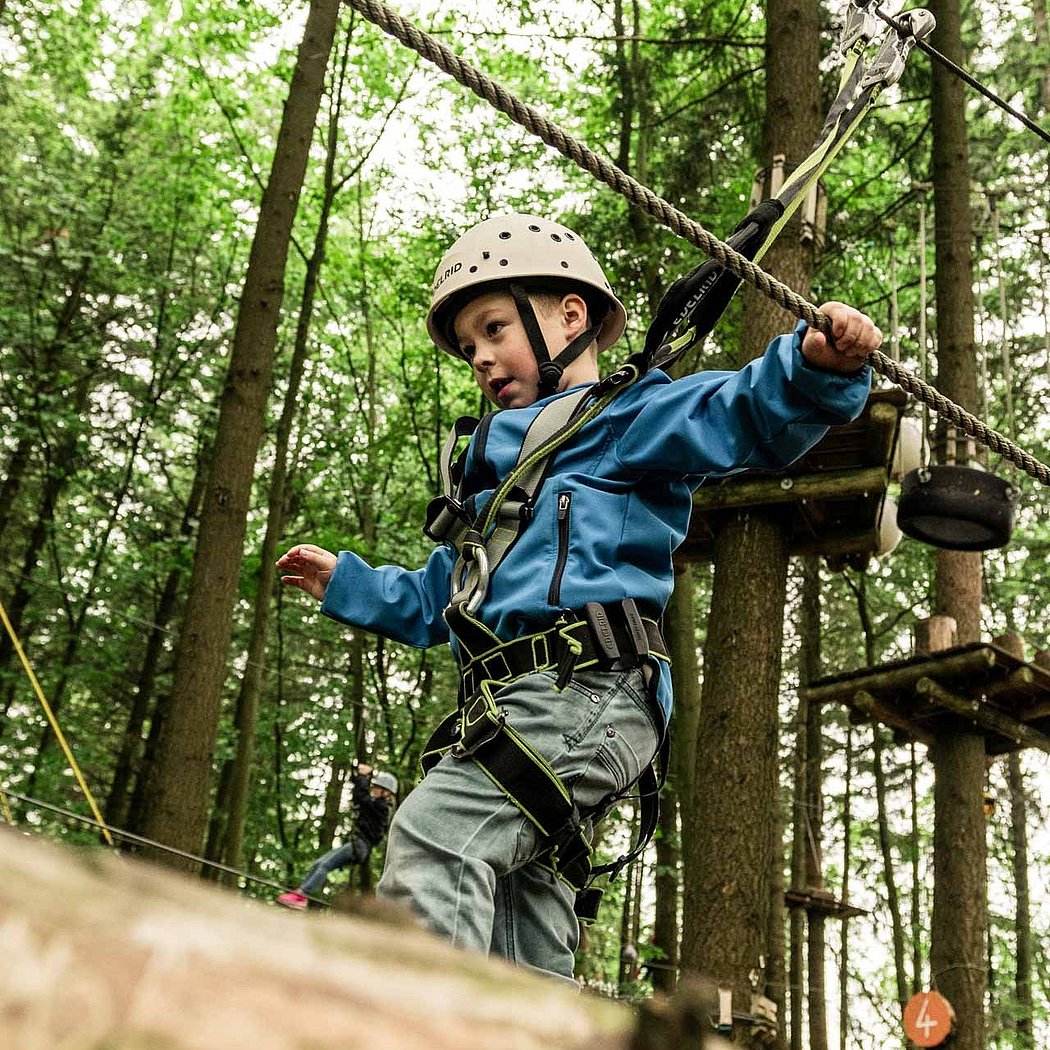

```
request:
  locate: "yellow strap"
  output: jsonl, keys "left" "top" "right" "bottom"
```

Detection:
{"left": 0, "top": 599, "right": 113, "bottom": 845}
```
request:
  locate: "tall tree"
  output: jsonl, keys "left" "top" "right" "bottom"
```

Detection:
{"left": 142, "top": 0, "right": 342, "bottom": 866}
{"left": 681, "top": 0, "right": 821, "bottom": 1043}
{"left": 926, "top": 1, "right": 987, "bottom": 1046}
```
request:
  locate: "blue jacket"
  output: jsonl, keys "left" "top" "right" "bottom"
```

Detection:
{"left": 321, "top": 325, "right": 871, "bottom": 720}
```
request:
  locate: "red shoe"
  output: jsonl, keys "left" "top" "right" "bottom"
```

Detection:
{"left": 277, "top": 889, "right": 308, "bottom": 911}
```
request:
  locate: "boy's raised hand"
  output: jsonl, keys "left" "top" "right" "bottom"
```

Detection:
{"left": 276, "top": 543, "right": 337, "bottom": 601}
{"left": 800, "top": 301, "right": 882, "bottom": 374}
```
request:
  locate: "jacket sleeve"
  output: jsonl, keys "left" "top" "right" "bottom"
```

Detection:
{"left": 320, "top": 544, "right": 454, "bottom": 648}
{"left": 612, "top": 323, "right": 872, "bottom": 478}
{"left": 350, "top": 772, "right": 370, "bottom": 805}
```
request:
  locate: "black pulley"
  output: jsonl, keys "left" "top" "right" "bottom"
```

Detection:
{"left": 897, "top": 466, "right": 1017, "bottom": 551}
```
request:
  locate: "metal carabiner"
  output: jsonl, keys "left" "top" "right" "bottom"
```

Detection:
{"left": 450, "top": 542, "right": 490, "bottom": 615}
{"left": 858, "top": 8, "right": 936, "bottom": 91}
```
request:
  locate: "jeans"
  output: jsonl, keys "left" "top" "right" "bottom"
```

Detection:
{"left": 376, "top": 666, "right": 661, "bottom": 982}
{"left": 300, "top": 835, "right": 371, "bottom": 895}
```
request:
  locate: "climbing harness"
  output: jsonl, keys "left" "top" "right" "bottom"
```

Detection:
{"left": 347, "top": 0, "right": 1050, "bottom": 487}
{"left": 423, "top": 351, "right": 663, "bottom": 917}
{"left": 420, "top": 597, "right": 670, "bottom": 922}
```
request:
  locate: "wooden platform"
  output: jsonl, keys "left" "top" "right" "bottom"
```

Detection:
{"left": 676, "top": 387, "right": 908, "bottom": 564}
{"left": 785, "top": 886, "right": 868, "bottom": 919}
{"left": 801, "top": 642, "right": 1050, "bottom": 755}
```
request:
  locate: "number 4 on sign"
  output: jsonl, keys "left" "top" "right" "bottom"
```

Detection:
{"left": 903, "top": 990, "right": 955, "bottom": 1048}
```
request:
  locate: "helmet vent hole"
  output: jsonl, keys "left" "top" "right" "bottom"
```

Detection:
{"left": 561, "top": 261, "right": 569, "bottom": 268}
{"left": 550, "top": 233, "right": 562, "bottom": 242}
{"left": 528, "top": 224, "right": 540, "bottom": 232}
{"left": 499, "top": 258, "right": 509, "bottom": 266}
{"left": 499, "top": 231, "right": 511, "bottom": 239}
{"left": 565, "top": 233, "right": 576, "bottom": 240}
{"left": 469, "top": 265, "right": 478, "bottom": 273}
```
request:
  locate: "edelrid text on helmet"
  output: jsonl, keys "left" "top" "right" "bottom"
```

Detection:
{"left": 426, "top": 214, "right": 627, "bottom": 360}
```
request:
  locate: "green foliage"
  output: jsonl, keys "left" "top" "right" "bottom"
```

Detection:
{"left": 1, "top": 0, "right": 1049, "bottom": 1040}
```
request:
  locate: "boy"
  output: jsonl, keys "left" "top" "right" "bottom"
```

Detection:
{"left": 276, "top": 764, "right": 398, "bottom": 910}
{"left": 277, "top": 213, "right": 880, "bottom": 981}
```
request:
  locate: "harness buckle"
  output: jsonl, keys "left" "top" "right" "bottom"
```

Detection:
{"left": 423, "top": 495, "right": 470, "bottom": 543}
{"left": 451, "top": 702, "right": 506, "bottom": 759}
{"left": 620, "top": 599, "right": 649, "bottom": 659}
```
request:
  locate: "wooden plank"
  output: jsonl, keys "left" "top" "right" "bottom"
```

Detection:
{"left": 804, "top": 647, "right": 997, "bottom": 707}
{"left": 915, "top": 677, "right": 1050, "bottom": 754}
{"left": 853, "top": 689, "right": 934, "bottom": 746}
{"left": 691, "top": 465, "right": 888, "bottom": 513}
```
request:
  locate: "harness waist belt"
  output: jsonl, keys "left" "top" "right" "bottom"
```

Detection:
{"left": 454, "top": 600, "right": 667, "bottom": 703}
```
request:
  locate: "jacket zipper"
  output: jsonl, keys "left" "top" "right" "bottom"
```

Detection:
{"left": 548, "top": 492, "right": 572, "bottom": 606}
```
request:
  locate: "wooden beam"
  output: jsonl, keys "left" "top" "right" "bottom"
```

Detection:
{"left": 982, "top": 666, "right": 1036, "bottom": 705}
{"left": 863, "top": 400, "right": 901, "bottom": 468}
{"left": 915, "top": 677, "right": 1050, "bottom": 754}
{"left": 803, "top": 647, "right": 997, "bottom": 707}
{"left": 853, "top": 689, "right": 934, "bottom": 746}
{"left": 691, "top": 465, "right": 887, "bottom": 513}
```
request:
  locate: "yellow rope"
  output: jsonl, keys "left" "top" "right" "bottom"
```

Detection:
{"left": 0, "top": 599, "right": 113, "bottom": 845}
{"left": 0, "top": 781, "right": 14, "bottom": 825}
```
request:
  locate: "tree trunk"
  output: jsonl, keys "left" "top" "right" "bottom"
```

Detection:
{"left": 799, "top": 558, "right": 827, "bottom": 1050}
{"left": 909, "top": 743, "right": 923, "bottom": 995}
{"left": 669, "top": 566, "right": 703, "bottom": 943}
{"left": 141, "top": 0, "right": 341, "bottom": 867}
{"left": 871, "top": 727, "right": 909, "bottom": 1014}
{"left": 681, "top": 0, "right": 819, "bottom": 1038}
{"left": 927, "top": 0, "right": 986, "bottom": 1045}
{"left": 683, "top": 511, "right": 790, "bottom": 1040}
{"left": 0, "top": 827, "right": 732, "bottom": 1050}
{"left": 1007, "top": 753, "right": 1033, "bottom": 1047}
{"left": 838, "top": 723, "right": 853, "bottom": 1050}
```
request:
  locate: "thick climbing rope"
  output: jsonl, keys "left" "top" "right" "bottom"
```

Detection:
{"left": 346, "top": 0, "right": 1050, "bottom": 487}
{"left": 0, "top": 599, "right": 114, "bottom": 844}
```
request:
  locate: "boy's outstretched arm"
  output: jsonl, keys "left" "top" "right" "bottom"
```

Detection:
{"left": 800, "top": 301, "right": 883, "bottom": 373}
{"left": 276, "top": 543, "right": 337, "bottom": 601}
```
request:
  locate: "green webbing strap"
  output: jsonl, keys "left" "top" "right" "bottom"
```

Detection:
{"left": 454, "top": 386, "right": 590, "bottom": 569}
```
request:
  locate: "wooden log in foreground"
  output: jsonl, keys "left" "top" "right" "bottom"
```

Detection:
{"left": 0, "top": 826, "right": 731, "bottom": 1050}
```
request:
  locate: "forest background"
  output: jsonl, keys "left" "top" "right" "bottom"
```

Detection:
{"left": 1, "top": 0, "right": 1049, "bottom": 1046}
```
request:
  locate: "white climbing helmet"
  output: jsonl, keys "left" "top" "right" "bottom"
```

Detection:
{"left": 426, "top": 214, "right": 628, "bottom": 361}
{"left": 371, "top": 770, "right": 399, "bottom": 795}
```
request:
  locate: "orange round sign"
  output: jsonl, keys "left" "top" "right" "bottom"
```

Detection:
{"left": 903, "top": 990, "right": 955, "bottom": 1047}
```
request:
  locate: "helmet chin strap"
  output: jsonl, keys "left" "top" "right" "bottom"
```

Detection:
{"left": 509, "top": 283, "right": 599, "bottom": 397}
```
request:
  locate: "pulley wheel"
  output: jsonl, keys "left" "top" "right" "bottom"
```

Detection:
{"left": 898, "top": 466, "right": 1016, "bottom": 551}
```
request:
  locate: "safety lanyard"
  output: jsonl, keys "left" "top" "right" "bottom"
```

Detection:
{"left": 644, "top": 2, "right": 935, "bottom": 371}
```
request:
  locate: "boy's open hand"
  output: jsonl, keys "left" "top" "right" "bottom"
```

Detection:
{"left": 276, "top": 543, "right": 337, "bottom": 601}
{"left": 801, "top": 301, "right": 882, "bottom": 374}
